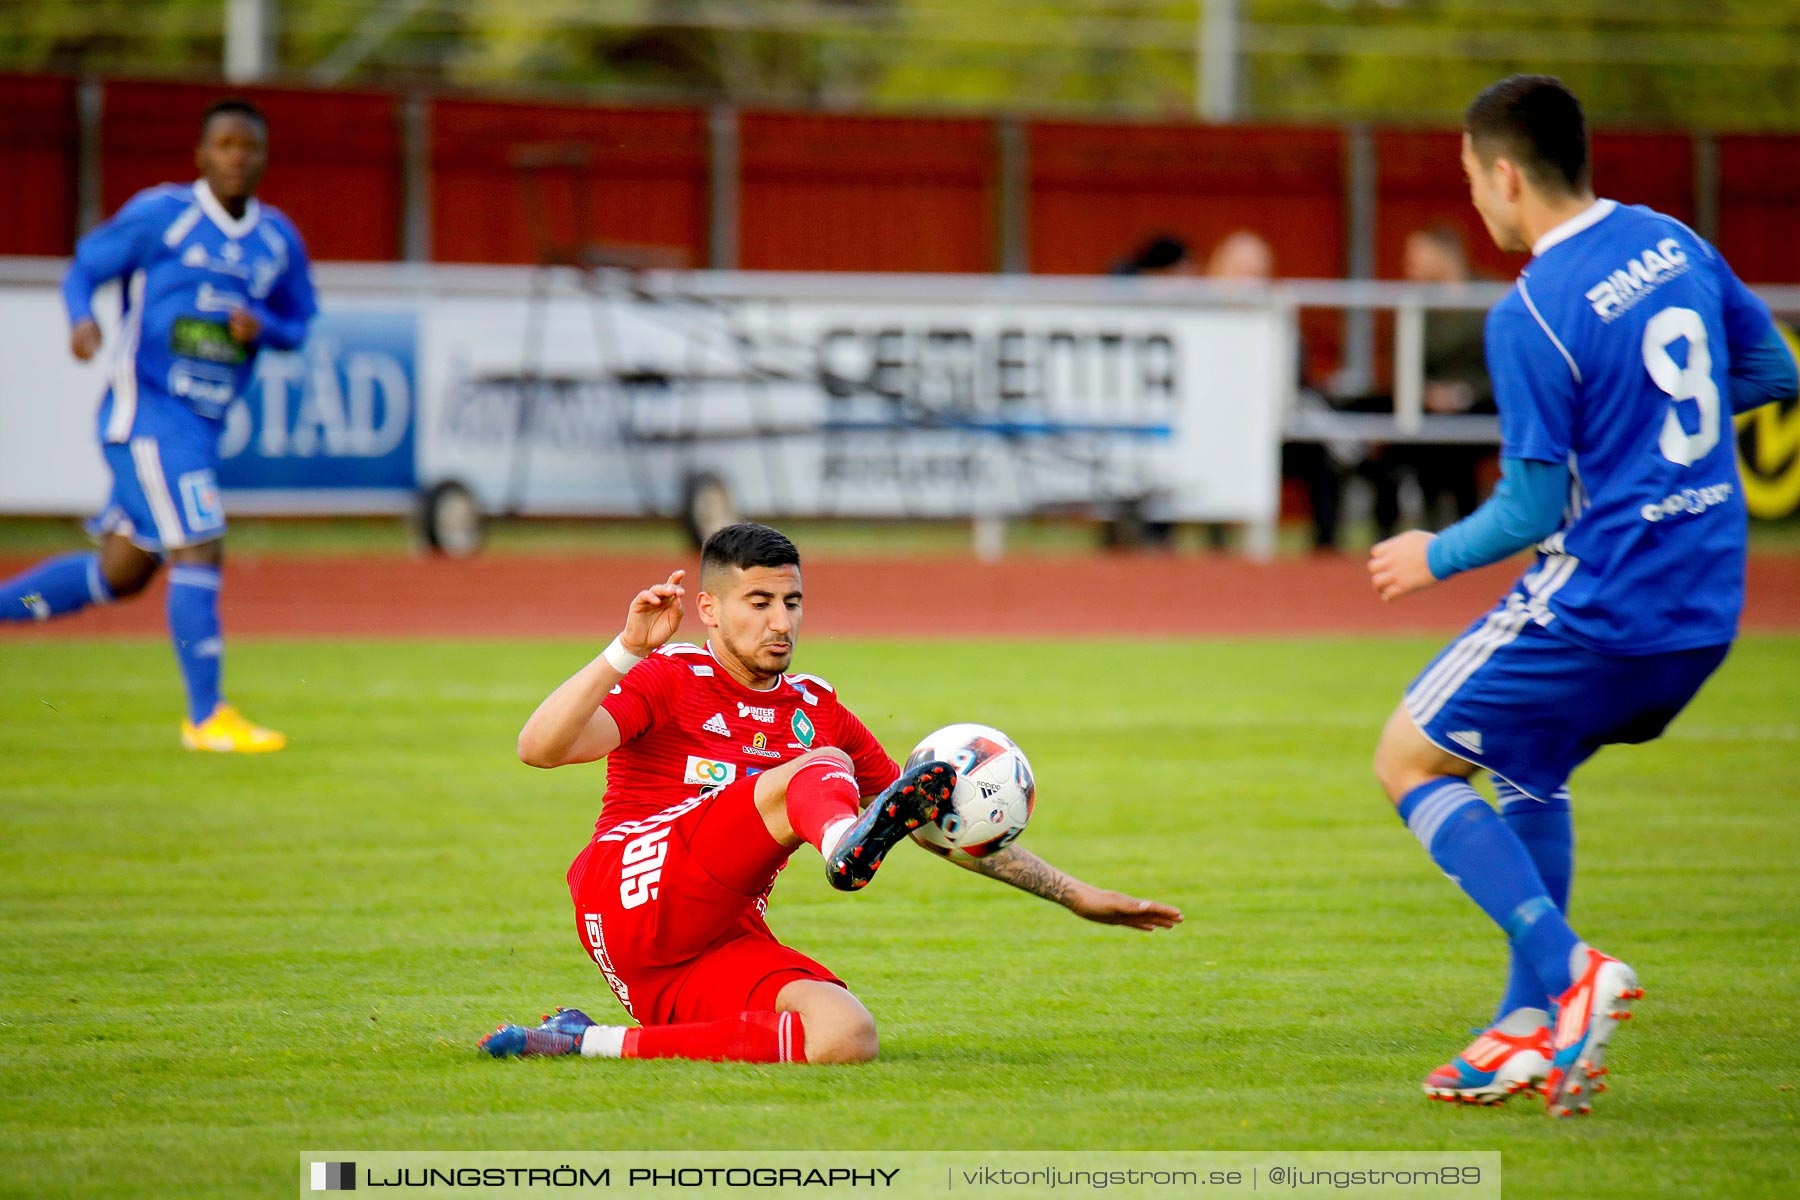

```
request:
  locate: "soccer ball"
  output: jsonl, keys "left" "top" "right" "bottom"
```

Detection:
{"left": 903, "top": 723, "right": 1035, "bottom": 862}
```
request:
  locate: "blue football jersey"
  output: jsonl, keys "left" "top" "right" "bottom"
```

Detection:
{"left": 1483, "top": 200, "right": 1779, "bottom": 655}
{"left": 62, "top": 180, "right": 318, "bottom": 434}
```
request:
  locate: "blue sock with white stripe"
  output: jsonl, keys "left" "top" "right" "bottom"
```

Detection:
{"left": 1397, "top": 778, "right": 1582, "bottom": 1000}
{"left": 0, "top": 552, "right": 113, "bottom": 622}
{"left": 1495, "top": 782, "right": 1573, "bottom": 1020}
{"left": 167, "top": 564, "right": 224, "bottom": 725}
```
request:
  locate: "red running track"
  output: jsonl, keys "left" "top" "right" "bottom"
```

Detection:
{"left": 4, "top": 552, "right": 1797, "bottom": 640}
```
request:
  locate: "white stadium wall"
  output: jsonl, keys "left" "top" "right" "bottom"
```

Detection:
{"left": 0, "top": 261, "right": 1295, "bottom": 535}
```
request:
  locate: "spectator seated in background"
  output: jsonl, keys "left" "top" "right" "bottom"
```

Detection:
{"left": 1102, "top": 229, "right": 1280, "bottom": 549}
{"left": 1188, "top": 232, "right": 1362, "bottom": 554}
{"left": 1397, "top": 224, "right": 1497, "bottom": 526}
{"left": 1207, "top": 229, "right": 1276, "bottom": 281}
{"left": 1101, "top": 233, "right": 1201, "bottom": 549}
{"left": 1303, "top": 224, "right": 1500, "bottom": 549}
{"left": 1106, "top": 228, "right": 1340, "bottom": 553}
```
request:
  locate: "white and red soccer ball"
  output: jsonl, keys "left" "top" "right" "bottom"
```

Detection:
{"left": 904, "top": 722, "right": 1035, "bottom": 862}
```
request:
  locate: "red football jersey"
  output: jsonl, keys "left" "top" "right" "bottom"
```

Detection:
{"left": 595, "top": 641, "right": 899, "bottom": 835}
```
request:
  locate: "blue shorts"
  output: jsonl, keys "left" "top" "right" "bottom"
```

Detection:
{"left": 87, "top": 389, "right": 226, "bottom": 553}
{"left": 1405, "top": 596, "right": 1729, "bottom": 801}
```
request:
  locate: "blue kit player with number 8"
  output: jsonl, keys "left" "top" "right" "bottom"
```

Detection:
{"left": 0, "top": 98, "right": 317, "bottom": 751}
{"left": 1366, "top": 76, "right": 1797, "bottom": 1117}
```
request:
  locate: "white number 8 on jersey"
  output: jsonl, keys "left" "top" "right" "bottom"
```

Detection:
{"left": 1643, "top": 306, "right": 1720, "bottom": 467}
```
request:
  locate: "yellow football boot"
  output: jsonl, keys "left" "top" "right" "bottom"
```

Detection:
{"left": 181, "top": 704, "right": 287, "bottom": 753}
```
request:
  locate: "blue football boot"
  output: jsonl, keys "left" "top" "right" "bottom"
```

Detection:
{"left": 538, "top": 1007, "right": 598, "bottom": 1038}
{"left": 479, "top": 1023, "right": 579, "bottom": 1058}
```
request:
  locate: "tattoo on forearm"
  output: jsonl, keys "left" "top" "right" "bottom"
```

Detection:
{"left": 973, "top": 846, "right": 1072, "bottom": 905}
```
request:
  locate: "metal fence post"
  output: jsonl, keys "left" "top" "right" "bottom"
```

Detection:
{"left": 1693, "top": 130, "right": 1720, "bottom": 244}
{"left": 708, "top": 104, "right": 740, "bottom": 271}
{"left": 1394, "top": 302, "right": 1425, "bottom": 436}
{"left": 996, "top": 115, "right": 1029, "bottom": 275}
{"left": 1340, "top": 123, "right": 1378, "bottom": 394}
{"left": 225, "top": 0, "right": 278, "bottom": 82}
{"left": 399, "top": 91, "right": 432, "bottom": 263}
{"left": 75, "top": 77, "right": 104, "bottom": 238}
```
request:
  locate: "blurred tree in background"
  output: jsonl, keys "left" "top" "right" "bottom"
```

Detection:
{"left": 2, "top": 0, "right": 1796, "bottom": 129}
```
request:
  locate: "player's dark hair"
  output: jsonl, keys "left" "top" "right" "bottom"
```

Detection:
{"left": 1113, "top": 234, "right": 1190, "bottom": 276}
{"left": 1465, "top": 75, "right": 1588, "bottom": 195}
{"left": 200, "top": 98, "right": 267, "bottom": 138}
{"left": 700, "top": 523, "right": 800, "bottom": 578}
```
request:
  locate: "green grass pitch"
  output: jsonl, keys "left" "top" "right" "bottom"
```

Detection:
{"left": 2, "top": 635, "right": 1797, "bottom": 1198}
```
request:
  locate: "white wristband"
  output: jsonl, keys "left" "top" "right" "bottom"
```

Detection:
{"left": 602, "top": 636, "right": 645, "bottom": 674}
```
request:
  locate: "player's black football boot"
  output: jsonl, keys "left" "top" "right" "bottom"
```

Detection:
{"left": 825, "top": 760, "right": 956, "bottom": 892}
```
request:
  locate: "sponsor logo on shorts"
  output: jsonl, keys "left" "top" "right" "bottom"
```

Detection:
{"left": 737, "top": 701, "right": 776, "bottom": 723}
{"left": 684, "top": 756, "right": 737, "bottom": 787}
{"left": 178, "top": 468, "right": 224, "bottom": 533}
{"left": 791, "top": 709, "right": 816, "bottom": 748}
{"left": 702, "top": 712, "right": 731, "bottom": 737}
{"left": 582, "top": 910, "right": 632, "bottom": 1011}
{"left": 618, "top": 827, "right": 671, "bottom": 909}
{"left": 1447, "top": 729, "right": 1485, "bottom": 755}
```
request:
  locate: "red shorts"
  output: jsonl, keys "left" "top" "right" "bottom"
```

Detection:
{"left": 567, "top": 776, "right": 843, "bottom": 1026}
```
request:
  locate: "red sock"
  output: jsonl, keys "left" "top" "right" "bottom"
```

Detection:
{"left": 784, "top": 759, "right": 861, "bottom": 854}
{"left": 623, "top": 1011, "right": 805, "bottom": 1063}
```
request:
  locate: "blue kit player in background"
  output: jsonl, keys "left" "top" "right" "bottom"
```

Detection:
{"left": 1366, "top": 76, "right": 1798, "bottom": 1117}
{"left": 0, "top": 98, "right": 317, "bottom": 752}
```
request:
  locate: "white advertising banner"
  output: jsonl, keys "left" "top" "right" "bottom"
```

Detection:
{"left": 425, "top": 289, "right": 1287, "bottom": 522}
{"left": 0, "top": 285, "right": 115, "bottom": 512}
{"left": 0, "top": 262, "right": 1291, "bottom": 526}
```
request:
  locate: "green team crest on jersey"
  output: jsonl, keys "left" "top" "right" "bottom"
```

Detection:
{"left": 791, "top": 709, "right": 815, "bottom": 748}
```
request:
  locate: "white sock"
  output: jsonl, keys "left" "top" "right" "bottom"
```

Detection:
{"left": 1567, "top": 942, "right": 1594, "bottom": 987}
{"left": 579, "top": 1025, "right": 628, "bottom": 1058}
{"left": 1494, "top": 1007, "right": 1550, "bottom": 1035}
{"left": 818, "top": 816, "right": 857, "bottom": 860}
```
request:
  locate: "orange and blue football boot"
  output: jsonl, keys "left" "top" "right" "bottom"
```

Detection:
{"left": 1423, "top": 1019, "right": 1552, "bottom": 1105}
{"left": 1545, "top": 949, "right": 1643, "bottom": 1117}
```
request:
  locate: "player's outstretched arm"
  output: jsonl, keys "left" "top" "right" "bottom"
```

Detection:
{"left": 1367, "top": 530, "right": 1439, "bottom": 602}
{"left": 1369, "top": 457, "right": 1567, "bottom": 601}
{"left": 517, "top": 570, "right": 685, "bottom": 768}
{"left": 951, "top": 845, "right": 1183, "bottom": 932}
{"left": 61, "top": 191, "right": 161, "bottom": 359}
